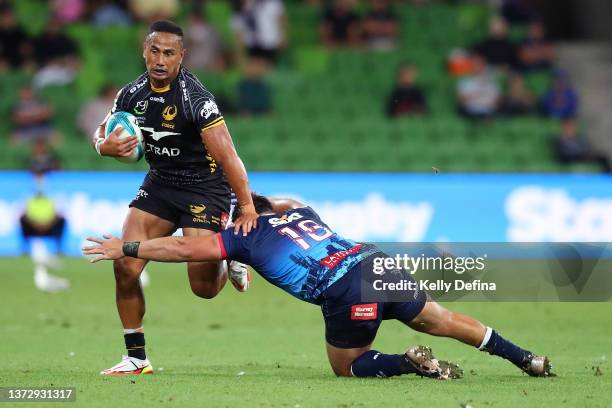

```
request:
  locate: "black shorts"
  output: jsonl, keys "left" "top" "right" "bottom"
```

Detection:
{"left": 320, "top": 254, "right": 427, "bottom": 349}
{"left": 129, "top": 174, "right": 231, "bottom": 231}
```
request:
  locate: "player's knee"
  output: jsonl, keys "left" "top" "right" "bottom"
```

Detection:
{"left": 113, "top": 259, "right": 144, "bottom": 287}
{"left": 187, "top": 262, "right": 225, "bottom": 299}
{"left": 189, "top": 281, "right": 221, "bottom": 299}
{"left": 330, "top": 361, "right": 352, "bottom": 377}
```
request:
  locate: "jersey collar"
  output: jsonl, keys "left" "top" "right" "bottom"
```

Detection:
{"left": 150, "top": 82, "right": 170, "bottom": 93}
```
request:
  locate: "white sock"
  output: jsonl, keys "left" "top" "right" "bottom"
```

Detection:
{"left": 123, "top": 327, "right": 144, "bottom": 335}
{"left": 34, "top": 264, "right": 49, "bottom": 279}
{"left": 31, "top": 239, "right": 51, "bottom": 265}
{"left": 478, "top": 327, "right": 493, "bottom": 350}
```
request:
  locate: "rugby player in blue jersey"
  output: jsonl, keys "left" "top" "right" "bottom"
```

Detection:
{"left": 84, "top": 194, "right": 553, "bottom": 379}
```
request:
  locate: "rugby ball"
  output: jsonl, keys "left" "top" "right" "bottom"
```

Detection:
{"left": 105, "top": 111, "right": 145, "bottom": 163}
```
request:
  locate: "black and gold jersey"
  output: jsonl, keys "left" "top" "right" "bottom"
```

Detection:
{"left": 112, "top": 66, "right": 228, "bottom": 190}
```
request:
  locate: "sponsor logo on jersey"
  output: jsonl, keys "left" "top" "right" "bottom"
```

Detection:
{"left": 351, "top": 304, "right": 377, "bottom": 320}
{"left": 269, "top": 212, "right": 303, "bottom": 227}
{"left": 146, "top": 145, "right": 180, "bottom": 157}
{"left": 140, "top": 126, "right": 180, "bottom": 142}
{"left": 180, "top": 80, "right": 189, "bottom": 102}
{"left": 134, "top": 100, "right": 148, "bottom": 115}
{"left": 200, "top": 100, "right": 219, "bottom": 119}
{"left": 162, "top": 105, "right": 178, "bottom": 121}
{"left": 149, "top": 96, "right": 165, "bottom": 103}
{"left": 189, "top": 204, "right": 206, "bottom": 214}
{"left": 129, "top": 77, "right": 147, "bottom": 94}
{"left": 320, "top": 244, "right": 364, "bottom": 269}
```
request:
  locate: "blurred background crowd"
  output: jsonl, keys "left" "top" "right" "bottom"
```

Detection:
{"left": 1, "top": 0, "right": 611, "bottom": 174}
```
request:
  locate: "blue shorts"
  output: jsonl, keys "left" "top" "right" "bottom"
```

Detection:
{"left": 320, "top": 253, "right": 427, "bottom": 349}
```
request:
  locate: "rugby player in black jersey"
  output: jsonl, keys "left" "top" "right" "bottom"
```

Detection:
{"left": 91, "top": 21, "right": 257, "bottom": 375}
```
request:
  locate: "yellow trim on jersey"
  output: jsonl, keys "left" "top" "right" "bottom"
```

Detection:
{"left": 202, "top": 117, "right": 225, "bottom": 132}
{"left": 150, "top": 82, "right": 170, "bottom": 93}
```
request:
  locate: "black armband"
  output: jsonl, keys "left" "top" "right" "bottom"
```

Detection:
{"left": 122, "top": 241, "right": 141, "bottom": 258}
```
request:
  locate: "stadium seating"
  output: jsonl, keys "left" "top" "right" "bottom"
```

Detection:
{"left": 1, "top": 2, "right": 593, "bottom": 173}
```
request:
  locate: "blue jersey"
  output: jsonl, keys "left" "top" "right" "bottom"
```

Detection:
{"left": 219, "top": 207, "right": 378, "bottom": 304}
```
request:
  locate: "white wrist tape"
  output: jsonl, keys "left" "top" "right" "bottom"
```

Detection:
{"left": 95, "top": 138, "right": 104, "bottom": 156}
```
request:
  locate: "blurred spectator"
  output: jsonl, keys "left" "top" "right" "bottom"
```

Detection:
{"left": 90, "top": 0, "right": 132, "bottom": 26}
{"left": 52, "top": 0, "right": 85, "bottom": 24}
{"left": 500, "top": 73, "right": 535, "bottom": 116}
{"left": 12, "top": 86, "right": 58, "bottom": 144}
{"left": 184, "top": 12, "right": 225, "bottom": 71}
{"left": 320, "top": 0, "right": 361, "bottom": 48}
{"left": 447, "top": 48, "right": 473, "bottom": 77}
{"left": 21, "top": 192, "right": 65, "bottom": 244}
{"left": 456, "top": 55, "right": 500, "bottom": 120}
{"left": 33, "top": 19, "right": 78, "bottom": 67}
{"left": 362, "top": 0, "right": 398, "bottom": 50}
{"left": 28, "top": 139, "right": 62, "bottom": 175}
{"left": 32, "top": 19, "right": 80, "bottom": 89}
{"left": 237, "top": 58, "right": 271, "bottom": 116}
{"left": 386, "top": 64, "right": 427, "bottom": 117}
{"left": 518, "top": 21, "right": 554, "bottom": 71}
{"left": 20, "top": 190, "right": 69, "bottom": 292}
{"left": 0, "top": 5, "right": 34, "bottom": 70}
{"left": 553, "top": 119, "right": 611, "bottom": 173}
{"left": 232, "top": 0, "right": 286, "bottom": 65}
{"left": 473, "top": 18, "right": 517, "bottom": 70}
{"left": 78, "top": 84, "right": 118, "bottom": 138}
{"left": 128, "top": 0, "right": 178, "bottom": 22}
{"left": 541, "top": 71, "right": 578, "bottom": 119}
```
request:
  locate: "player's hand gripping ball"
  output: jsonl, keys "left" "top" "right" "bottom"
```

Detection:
{"left": 104, "top": 111, "right": 145, "bottom": 163}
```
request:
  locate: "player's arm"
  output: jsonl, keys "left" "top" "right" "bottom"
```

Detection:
{"left": 91, "top": 90, "right": 139, "bottom": 157}
{"left": 267, "top": 197, "right": 305, "bottom": 213}
{"left": 83, "top": 234, "right": 223, "bottom": 263}
{"left": 201, "top": 123, "right": 258, "bottom": 234}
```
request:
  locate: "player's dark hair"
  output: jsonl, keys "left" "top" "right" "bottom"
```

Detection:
{"left": 232, "top": 193, "right": 273, "bottom": 222}
{"left": 148, "top": 20, "right": 184, "bottom": 38}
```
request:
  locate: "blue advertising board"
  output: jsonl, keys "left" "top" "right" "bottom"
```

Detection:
{"left": 1, "top": 171, "right": 610, "bottom": 256}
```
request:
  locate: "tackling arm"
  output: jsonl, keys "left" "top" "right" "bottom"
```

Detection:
{"left": 137, "top": 235, "right": 223, "bottom": 262}
{"left": 83, "top": 234, "right": 224, "bottom": 263}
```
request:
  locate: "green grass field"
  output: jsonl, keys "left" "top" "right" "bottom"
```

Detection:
{"left": 1, "top": 257, "right": 610, "bottom": 407}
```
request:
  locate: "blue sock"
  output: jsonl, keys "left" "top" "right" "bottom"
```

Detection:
{"left": 480, "top": 328, "right": 531, "bottom": 368}
{"left": 351, "top": 350, "right": 418, "bottom": 378}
